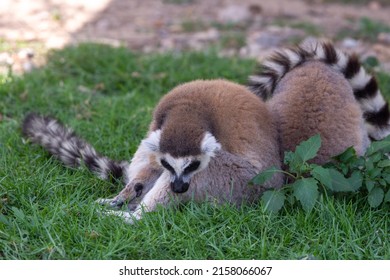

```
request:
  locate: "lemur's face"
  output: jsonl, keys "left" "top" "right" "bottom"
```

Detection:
{"left": 158, "top": 155, "right": 204, "bottom": 193}
{"left": 143, "top": 130, "right": 221, "bottom": 193}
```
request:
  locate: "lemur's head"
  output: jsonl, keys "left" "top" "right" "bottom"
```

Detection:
{"left": 142, "top": 128, "right": 221, "bottom": 193}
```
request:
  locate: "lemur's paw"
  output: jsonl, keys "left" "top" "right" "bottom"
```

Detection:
{"left": 95, "top": 197, "right": 125, "bottom": 209}
{"left": 100, "top": 209, "right": 142, "bottom": 224}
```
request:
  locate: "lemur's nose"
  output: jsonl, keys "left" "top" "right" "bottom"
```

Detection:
{"left": 171, "top": 178, "right": 189, "bottom": 193}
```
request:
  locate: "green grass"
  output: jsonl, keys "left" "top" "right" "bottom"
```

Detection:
{"left": 336, "top": 17, "right": 390, "bottom": 42}
{"left": 219, "top": 32, "right": 247, "bottom": 49}
{"left": 0, "top": 44, "right": 389, "bottom": 259}
{"left": 181, "top": 20, "right": 210, "bottom": 32}
{"left": 355, "top": 17, "right": 390, "bottom": 41}
{"left": 272, "top": 19, "right": 323, "bottom": 36}
{"left": 180, "top": 19, "right": 252, "bottom": 34}
{"left": 0, "top": 38, "right": 44, "bottom": 53}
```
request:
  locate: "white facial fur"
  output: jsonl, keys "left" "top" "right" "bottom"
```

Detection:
{"left": 143, "top": 130, "right": 221, "bottom": 181}
{"left": 162, "top": 154, "right": 207, "bottom": 183}
{"left": 201, "top": 132, "right": 222, "bottom": 157}
{"left": 142, "top": 129, "right": 161, "bottom": 152}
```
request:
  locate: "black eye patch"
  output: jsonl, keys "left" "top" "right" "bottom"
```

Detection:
{"left": 160, "top": 159, "right": 175, "bottom": 173}
{"left": 184, "top": 161, "right": 201, "bottom": 174}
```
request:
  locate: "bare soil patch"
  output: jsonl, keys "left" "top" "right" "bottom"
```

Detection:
{"left": 1, "top": 0, "right": 390, "bottom": 72}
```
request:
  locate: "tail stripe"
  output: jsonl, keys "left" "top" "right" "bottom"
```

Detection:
{"left": 364, "top": 103, "right": 390, "bottom": 127}
{"left": 263, "top": 60, "right": 285, "bottom": 76}
{"left": 348, "top": 67, "right": 372, "bottom": 90}
{"left": 268, "top": 51, "right": 292, "bottom": 73}
{"left": 334, "top": 50, "right": 348, "bottom": 70}
{"left": 261, "top": 67, "right": 279, "bottom": 95}
{"left": 354, "top": 77, "right": 378, "bottom": 99}
{"left": 343, "top": 54, "right": 361, "bottom": 79}
{"left": 322, "top": 43, "right": 338, "bottom": 64}
{"left": 360, "top": 93, "right": 386, "bottom": 112}
{"left": 284, "top": 48, "right": 302, "bottom": 67}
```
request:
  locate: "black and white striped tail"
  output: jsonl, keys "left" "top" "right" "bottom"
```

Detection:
{"left": 22, "top": 113, "right": 129, "bottom": 181}
{"left": 247, "top": 39, "right": 390, "bottom": 141}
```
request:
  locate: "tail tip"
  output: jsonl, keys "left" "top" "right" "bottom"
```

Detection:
{"left": 21, "top": 112, "right": 41, "bottom": 137}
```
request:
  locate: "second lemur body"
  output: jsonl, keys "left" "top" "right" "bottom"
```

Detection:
{"left": 270, "top": 60, "right": 369, "bottom": 164}
{"left": 248, "top": 40, "right": 389, "bottom": 163}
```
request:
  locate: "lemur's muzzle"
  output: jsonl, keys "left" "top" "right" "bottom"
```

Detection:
{"left": 171, "top": 177, "right": 189, "bottom": 193}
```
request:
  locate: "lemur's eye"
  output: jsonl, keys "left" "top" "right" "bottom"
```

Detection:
{"left": 160, "top": 159, "right": 174, "bottom": 173}
{"left": 184, "top": 161, "right": 201, "bottom": 174}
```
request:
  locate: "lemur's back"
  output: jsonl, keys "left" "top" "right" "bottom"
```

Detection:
{"left": 269, "top": 61, "right": 370, "bottom": 164}
{"left": 153, "top": 79, "right": 281, "bottom": 169}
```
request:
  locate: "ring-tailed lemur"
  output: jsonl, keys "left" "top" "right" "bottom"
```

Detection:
{"left": 247, "top": 40, "right": 389, "bottom": 164}
{"left": 248, "top": 40, "right": 390, "bottom": 142}
{"left": 22, "top": 80, "right": 283, "bottom": 223}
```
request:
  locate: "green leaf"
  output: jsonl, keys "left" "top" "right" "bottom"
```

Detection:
{"left": 295, "top": 134, "right": 322, "bottom": 162}
{"left": 340, "top": 165, "right": 349, "bottom": 176}
{"left": 284, "top": 151, "right": 303, "bottom": 174}
{"left": 365, "top": 179, "right": 376, "bottom": 192}
{"left": 368, "top": 187, "right": 384, "bottom": 208}
{"left": 365, "top": 158, "right": 374, "bottom": 170}
{"left": 367, "top": 167, "right": 382, "bottom": 179}
{"left": 261, "top": 190, "right": 286, "bottom": 213}
{"left": 328, "top": 168, "right": 354, "bottom": 192}
{"left": 384, "top": 190, "right": 390, "bottom": 203}
{"left": 370, "top": 152, "right": 383, "bottom": 163}
{"left": 283, "top": 151, "right": 295, "bottom": 165}
{"left": 365, "top": 135, "right": 390, "bottom": 156}
{"left": 348, "top": 171, "right": 363, "bottom": 192}
{"left": 292, "top": 178, "right": 319, "bottom": 212}
{"left": 251, "top": 166, "right": 281, "bottom": 185}
{"left": 333, "top": 146, "right": 357, "bottom": 164}
{"left": 378, "top": 159, "right": 390, "bottom": 168}
{"left": 363, "top": 56, "right": 380, "bottom": 68}
{"left": 285, "top": 191, "right": 296, "bottom": 205}
{"left": 378, "top": 179, "right": 387, "bottom": 186}
{"left": 311, "top": 166, "right": 332, "bottom": 190}
{"left": 383, "top": 173, "right": 390, "bottom": 184}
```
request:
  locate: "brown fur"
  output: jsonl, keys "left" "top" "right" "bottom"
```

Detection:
{"left": 153, "top": 80, "right": 281, "bottom": 167}
{"left": 268, "top": 61, "right": 370, "bottom": 164}
{"left": 117, "top": 163, "right": 163, "bottom": 211}
{"left": 248, "top": 39, "right": 390, "bottom": 141}
{"left": 99, "top": 80, "right": 283, "bottom": 222}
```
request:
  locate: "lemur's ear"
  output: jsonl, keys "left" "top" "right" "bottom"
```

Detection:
{"left": 201, "top": 132, "right": 221, "bottom": 157}
{"left": 142, "top": 129, "right": 161, "bottom": 152}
